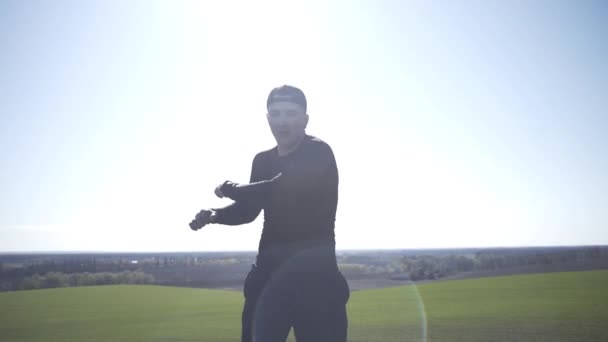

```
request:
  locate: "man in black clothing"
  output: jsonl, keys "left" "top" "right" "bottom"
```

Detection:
{"left": 190, "top": 85, "right": 349, "bottom": 342}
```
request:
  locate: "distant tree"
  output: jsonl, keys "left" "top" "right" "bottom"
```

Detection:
{"left": 21, "top": 274, "right": 42, "bottom": 290}
{"left": 0, "top": 281, "right": 12, "bottom": 291}
{"left": 43, "top": 272, "right": 69, "bottom": 288}
{"left": 338, "top": 264, "right": 367, "bottom": 276}
{"left": 81, "top": 272, "right": 94, "bottom": 286}
{"left": 102, "top": 272, "right": 115, "bottom": 285}
{"left": 451, "top": 256, "right": 473, "bottom": 272}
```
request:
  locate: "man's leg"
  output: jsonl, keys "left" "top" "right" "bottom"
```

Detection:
{"left": 292, "top": 271, "right": 350, "bottom": 342}
{"left": 252, "top": 267, "right": 294, "bottom": 342}
{"left": 241, "top": 296, "right": 256, "bottom": 342}
{"left": 292, "top": 301, "right": 348, "bottom": 342}
{"left": 242, "top": 264, "right": 272, "bottom": 342}
{"left": 252, "top": 285, "right": 293, "bottom": 342}
{"left": 242, "top": 265, "right": 261, "bottom": 342}
{"left": 242, "top": 264, "right": 292, "bottom": 342}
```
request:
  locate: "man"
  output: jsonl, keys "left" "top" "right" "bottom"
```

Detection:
{"left": 189, "top": 85, "right": 349, "bottom": 342}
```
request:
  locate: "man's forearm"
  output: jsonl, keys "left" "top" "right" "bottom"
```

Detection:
{"left": 212, "top": 201, "right": 261, "bottom": 225}
{"left": 220, "top": 177, "right": 277, "bottom": 203}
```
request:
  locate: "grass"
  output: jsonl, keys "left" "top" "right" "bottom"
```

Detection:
{"left": 0, "top": 286, "right": 241, "bottom": 342}
{"left": 349, "top": 270, "right": 608, "bottom": 341}
{"left": 1, "top": 270, "right": 607, "bottom": 341}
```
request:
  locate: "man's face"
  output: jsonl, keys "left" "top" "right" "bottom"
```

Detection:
{"left": 267, "top": 101, "right": 309, "bottom": 148}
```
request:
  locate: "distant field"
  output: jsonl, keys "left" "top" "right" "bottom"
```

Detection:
{"left": 355, "top": 270, "right": 608, "bottom": 341}
{"left": 1, "top": 270, "right": 607, "bottom": 341}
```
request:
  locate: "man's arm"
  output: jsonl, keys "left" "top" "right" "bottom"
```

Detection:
{"left": 211, "top": 155, "right": 264, "bottom": 225}
{"left": 222, "top": 141, "right": 337, "bottom": 204}
{"left": 217, "top": 172, "right": 281, "bottom": 204}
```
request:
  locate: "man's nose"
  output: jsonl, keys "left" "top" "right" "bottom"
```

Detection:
{"left": 273, "top": 113, "right": 288, "bottom": 125}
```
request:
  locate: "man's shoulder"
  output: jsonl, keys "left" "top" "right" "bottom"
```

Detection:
{"left": 304, "top": 135, "right": 334, "bottom": 155}
{"left": 252, "top": 146, "right": 277, "bottom": 164}
{"left": 252, "top": 135, "right": 334, "bottom": 164}
{"left": 306, "top": 135, "right": 328, "bottom": 146}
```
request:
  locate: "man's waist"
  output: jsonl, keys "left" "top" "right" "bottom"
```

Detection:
{"left": 256, "top": 240, "right": 337, "bottom": 273}
{"left": 261, "top": 222, "right": 334, "bottom": 241}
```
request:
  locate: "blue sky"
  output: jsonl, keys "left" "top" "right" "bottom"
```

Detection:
{"left": 1, "top": 0, "right": 607, "bottom": 252}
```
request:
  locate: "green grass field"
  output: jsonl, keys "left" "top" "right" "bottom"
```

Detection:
{"left": 1, "top": 270, "right": 607, "bottom": 341}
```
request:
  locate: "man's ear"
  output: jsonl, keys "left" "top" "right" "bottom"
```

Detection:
{"left": 303, "top": 114, "right": 309, "bottom": 129}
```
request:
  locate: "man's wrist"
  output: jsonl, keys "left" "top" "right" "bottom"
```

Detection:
{"left": 209, "top": 209, "right": 218, "bottom": 224}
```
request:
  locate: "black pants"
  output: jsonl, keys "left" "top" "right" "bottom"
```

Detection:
{"left": 241, "top": 262, "right": 350, "bottom": 342}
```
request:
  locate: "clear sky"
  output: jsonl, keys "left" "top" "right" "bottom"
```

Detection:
{"left": 1, "top": 0, "right": 607, "bottom": 252}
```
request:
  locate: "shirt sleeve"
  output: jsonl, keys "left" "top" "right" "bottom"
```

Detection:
{"left": 314, "top": 147, "right": 339, "bottom": 226}
{"left": 218, "top": 173, "right": 276, "bottom": 201}
{"left": 223, "top": 141, "right": 338, "bottom": 210}
{"left": 211, "top": 154, "right": 264, "bottom": 225}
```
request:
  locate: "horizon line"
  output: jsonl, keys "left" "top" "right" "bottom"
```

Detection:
{"left": 1, "top": 244, "right": 607, "bottom": 255}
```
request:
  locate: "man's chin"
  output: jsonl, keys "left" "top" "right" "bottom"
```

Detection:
{"left": 274, "top": 135, "right": 293, "bottom": 146}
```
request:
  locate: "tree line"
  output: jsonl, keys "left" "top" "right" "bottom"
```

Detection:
{"left": 337, "top": 246, "right": 608, "bottom": 281}
{"left": 1, "top": 270, "right": 155, "bottom": 291}
{"left": 2, "top": 247, "right": 607, "bottom": 291}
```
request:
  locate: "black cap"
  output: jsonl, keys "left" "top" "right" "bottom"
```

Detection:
{"left": 267, "top": 85, "right": 307, "bottom": 112}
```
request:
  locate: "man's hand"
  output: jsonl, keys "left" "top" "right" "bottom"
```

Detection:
{"left": 215, "top": 182, "right": 228, "bottom": 198}
{"left": 189, "top": 209, "right": 215, "bottom": 231}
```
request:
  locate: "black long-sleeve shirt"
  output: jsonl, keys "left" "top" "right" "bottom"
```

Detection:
{"left": 212, "top": 135, "right": 339, "bottom": 270}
